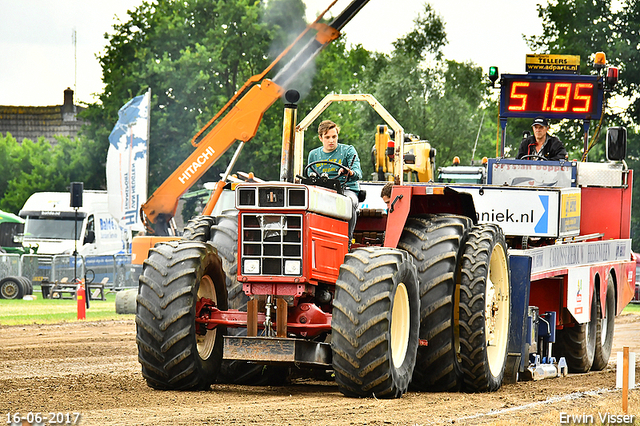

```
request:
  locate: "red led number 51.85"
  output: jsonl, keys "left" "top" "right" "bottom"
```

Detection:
{"left": 507, "top": 80, "right": 595, "bottom": 114}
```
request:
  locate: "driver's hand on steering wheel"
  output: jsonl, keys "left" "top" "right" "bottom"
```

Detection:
{"left": 337, "top": 167, "right": 353, "bottom": 177}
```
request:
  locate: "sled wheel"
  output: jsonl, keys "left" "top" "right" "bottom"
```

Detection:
{"left": 592, "top": 274, "right": 615, "bottom": 371}
{"left": 397, "top": 214, "right": 472, "bottom": 391}
{"left": 555, "top": 286, "right": 597, "bottom": 373}
{"left": 458, "top": 224, "right": 510, "bottom": 392}
{"left": 0, "top": 276, "right": 25, "bottom": 299}
{"left": 136, "top": 241, "right": 228, "bottom": 390}
{"left": 332, "top": 247, "right": 420, "bottom": 398}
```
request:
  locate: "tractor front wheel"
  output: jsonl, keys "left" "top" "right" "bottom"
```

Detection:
{"left": 458, "top": 224, "right": 511, "bottom": 392}
{"left": 136, "top": 241, "right": 228, "bottom": 390}
{"left": 332, "top": 247, "right": 420, "bottom": 398}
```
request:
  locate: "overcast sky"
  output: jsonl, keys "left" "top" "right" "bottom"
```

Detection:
{"left": 0, "top": 0, "right": 544, "bottom": 107}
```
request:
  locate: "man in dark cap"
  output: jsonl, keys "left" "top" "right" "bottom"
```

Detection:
{"left": 516, "top": 116, "right": 567, "bottom": 161}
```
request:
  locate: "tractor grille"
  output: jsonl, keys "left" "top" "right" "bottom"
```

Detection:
{"left": 240, "top": 213, "right": 303, "bottom": 276}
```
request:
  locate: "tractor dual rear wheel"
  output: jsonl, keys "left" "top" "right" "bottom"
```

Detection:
{"left": 397, "top": 214, "right": 472, "bottom": 391}
{"left": 136, "top": 241, "right": 228, "bottom": 390}
{"left": 458, "top": 224, "right": 511, "bottom": 392}
{"left": 332, "top": 247, "right": 420, "bottom": 398}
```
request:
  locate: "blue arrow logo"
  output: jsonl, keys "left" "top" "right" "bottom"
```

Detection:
{"left": 534, "top": 195, "right": 549, "bottom": 233}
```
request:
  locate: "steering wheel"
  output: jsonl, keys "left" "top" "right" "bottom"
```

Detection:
{"left": 302, "top": 160, "right": 352, "bottom": 193}
{"left": 520, "top": 154, "right": 548, "bottom": 161}
{"left": 304, "top": 160, "right": 352, "bottom": 181}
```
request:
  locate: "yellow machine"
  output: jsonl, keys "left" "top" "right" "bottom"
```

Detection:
{"left": 372, "top": 124, "right": 436, "bottom": 182}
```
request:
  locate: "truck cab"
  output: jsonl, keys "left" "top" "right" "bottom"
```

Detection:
{"left": 19, "top": 191, "right": 131, "bottom": 256}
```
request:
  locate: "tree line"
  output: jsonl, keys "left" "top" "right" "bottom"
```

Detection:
{"left": 1, "top": 0, "right": 639, "bottom": 248}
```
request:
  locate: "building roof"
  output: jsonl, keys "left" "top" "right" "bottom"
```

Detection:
{"left": 0, "top": 88, "right": 87, "bottom": 144}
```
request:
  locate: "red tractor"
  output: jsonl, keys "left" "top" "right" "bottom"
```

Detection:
{"left": 136, "top": 82, "right": 512, "bottom": 397}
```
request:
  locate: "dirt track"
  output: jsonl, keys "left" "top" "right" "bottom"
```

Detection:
{"left": 1, "top": 314, "right": 639, "bottom": 426}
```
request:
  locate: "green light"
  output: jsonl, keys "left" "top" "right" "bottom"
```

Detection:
{"left": 488, "top": 66, "right": 499, "bottom": 86}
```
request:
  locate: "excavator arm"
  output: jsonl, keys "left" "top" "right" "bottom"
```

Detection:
{"left": 141, "top": 0, "right": 370, "bottom": 235}
{"left": 141, "top": 80, "right": 283, "bottom": 234}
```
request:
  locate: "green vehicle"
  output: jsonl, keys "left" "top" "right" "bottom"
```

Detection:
{"left": 0, "top": 210, "right": 36, "bottom": 299}
{"left": 0, "top": 210, "right": 32, "bottom": 254}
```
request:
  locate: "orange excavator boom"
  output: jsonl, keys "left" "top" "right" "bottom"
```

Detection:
{"left": 140, "top": 0, "right": 369, "bottom": 235}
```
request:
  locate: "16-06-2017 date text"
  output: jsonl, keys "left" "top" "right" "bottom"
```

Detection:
{"left": 6, "top": 412, "right": 81, "bottom": 425}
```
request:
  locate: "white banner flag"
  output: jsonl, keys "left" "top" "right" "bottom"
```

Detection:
{"left": 106, "top": 90, "right": 150, "bottom": 231}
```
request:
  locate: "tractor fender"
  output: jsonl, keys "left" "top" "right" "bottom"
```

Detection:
{"left": 384, "top": 186, "right": 477, "bottom": 248}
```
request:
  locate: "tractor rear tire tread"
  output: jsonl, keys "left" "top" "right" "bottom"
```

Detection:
{"left": 210, "top": 215, "right": 244, "bottom": 308}
{"left": 18, "top": 276, "right": 33, "bottom": 295}
{"left": 458, "top": 224, "right": 510, "bottom": 392}
{"left": 181, "top": 215, "right": 216, "bottom": 242}
{"left": 398, "top": 214, "right": 472, "bottom": 392}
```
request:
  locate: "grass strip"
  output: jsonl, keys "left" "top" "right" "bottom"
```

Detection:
{"left": 0, "top": 288, "right": 135, "bottom": 325}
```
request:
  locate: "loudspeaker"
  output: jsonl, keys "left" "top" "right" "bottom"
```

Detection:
{"left": 70, "top": 182, "right": 83, "bottom": 208}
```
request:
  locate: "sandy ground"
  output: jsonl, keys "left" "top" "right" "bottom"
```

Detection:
{"left": 1, "top": 313, "right": 639, "bottom": 426}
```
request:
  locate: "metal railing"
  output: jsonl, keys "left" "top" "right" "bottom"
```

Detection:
{"left": 0, "top": 253, "right": 139, "bottom": 290}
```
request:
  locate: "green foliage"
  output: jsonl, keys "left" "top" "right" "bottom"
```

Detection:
{"left": 82, "top": 0, "right": 309, "bottom": 189}
{"left": 350, "top": 11, "right": 496, "bottom": 171}
{"left": 392, "top": 3, "right": 447, "bottom": 61}
{"left": 527, "top": 0, "right": 640, "bottom": 124}
{"left": 0, "top": 133, "right": 99, "bottom": 213}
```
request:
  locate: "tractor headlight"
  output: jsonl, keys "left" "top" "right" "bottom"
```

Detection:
{"left": 243, "top": 259, "right": 260, "bottom": 275}
{"left": 284, "top": 259, "right": 301, "bottom": 275}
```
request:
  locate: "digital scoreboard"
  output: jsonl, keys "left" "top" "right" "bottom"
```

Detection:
{"left": 499, "top": 74, "right": 603, "bottom": 121}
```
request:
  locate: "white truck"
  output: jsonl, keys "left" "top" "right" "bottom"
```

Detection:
{"left": 19, "top": 191, "right": 130, "bottom": 256}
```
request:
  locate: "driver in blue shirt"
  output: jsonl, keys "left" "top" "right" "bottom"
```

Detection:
{"left": 308, "top": 120, "right": 362, "bottom": 240}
